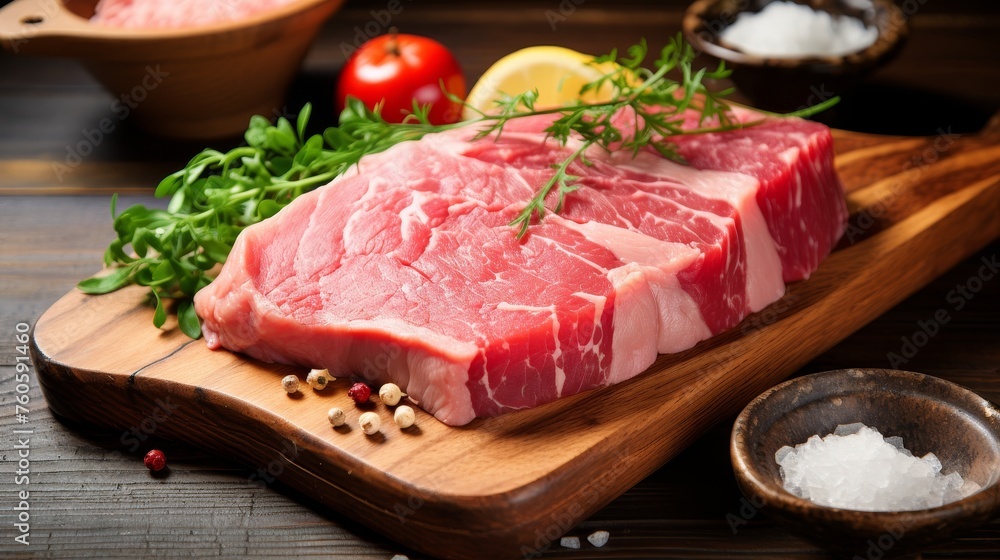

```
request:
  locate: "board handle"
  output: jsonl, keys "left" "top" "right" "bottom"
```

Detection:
{"left": 982, "top": 110, "right": 1000, "bottom": 140}
{"left": 0, "top": 0, "right": 107, "bottom": 54}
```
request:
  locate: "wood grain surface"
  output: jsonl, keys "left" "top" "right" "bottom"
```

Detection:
{"left": 27, "top": 117, "right": 1000, "bottom": 559}
{"left": 3, "top": 1, "right": 1000, "bottom": 559}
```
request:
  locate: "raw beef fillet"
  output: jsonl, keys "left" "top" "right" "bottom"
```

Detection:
{"left": 669, "top": 107, "right": 847, "bottom": 282}
{"left": 194, "top": 112, "right": 846, "bottom": 425}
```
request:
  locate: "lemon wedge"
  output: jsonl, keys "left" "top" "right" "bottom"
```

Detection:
{"left": 463, "top": 46, "right": 620, "bottom": 120}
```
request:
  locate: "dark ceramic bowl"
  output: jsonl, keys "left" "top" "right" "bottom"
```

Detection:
{"left": 683, "top": 0, "right": 909, "bottom": 112}
{"left": 731, "top": 369, "right": 1000, "bottom": 557}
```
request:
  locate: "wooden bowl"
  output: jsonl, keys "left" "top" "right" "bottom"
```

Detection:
{"left": 683, "top": 0, "right": 908, "bottom": 112}
{"left": 731, "top": 369, "right": 1000, "bottom": 556}
{"left": 0, "top": 0, "right": 345, "bottom": 139}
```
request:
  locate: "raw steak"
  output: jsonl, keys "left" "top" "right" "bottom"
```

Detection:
{"left": 194, "top": 112, "right": 846, "bottom": 425}
{"left": 670, "top": 107, "right": 847, "bottom": 282}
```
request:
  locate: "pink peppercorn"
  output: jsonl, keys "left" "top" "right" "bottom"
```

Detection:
{"left": 348, "top": 382, "right": 371, "bottom": 405}
{"left": 143, "top": 449, "right": 167, "bottom": 472}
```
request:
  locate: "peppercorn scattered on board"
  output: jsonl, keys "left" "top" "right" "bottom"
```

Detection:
{"left": 30, "top": 123, "right": 1000, "bottom": 560}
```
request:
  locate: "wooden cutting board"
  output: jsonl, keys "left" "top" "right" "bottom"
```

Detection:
{"left": 30, "top": 120, "right": 1000, "bottom": 560}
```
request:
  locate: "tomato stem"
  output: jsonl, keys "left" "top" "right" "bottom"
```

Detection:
{"left": 386, "top": 26, "right": 400, "bottom": 56}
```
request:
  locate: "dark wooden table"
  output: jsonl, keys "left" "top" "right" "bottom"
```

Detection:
{"left": 2, "top": 1, "right": 999, "bottom": 558}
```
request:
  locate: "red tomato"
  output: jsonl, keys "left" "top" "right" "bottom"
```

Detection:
{"left": 336, "top": 34, "right": 466, "bottom": 125}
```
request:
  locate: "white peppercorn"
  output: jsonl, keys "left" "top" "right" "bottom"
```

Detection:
{"left": 307, "top": 368, "right": 331, "bottom": 390}
{"left": 281, "top": 374, "right": 300, "bottom": 394}
{"left": 359, "top": 411, "right": 381, "bottom": 435}
{"left": 394, "top": 405, "right": 415, "bottom": 429}
{"left": 327, "top": 407, "right": 346, "bottom": 427}
{"left": 379, "top": 383, "right": 403, "bottom": 406}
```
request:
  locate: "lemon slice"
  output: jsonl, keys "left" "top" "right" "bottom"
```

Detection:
{"left": 463, "top": 46, "right": 620, "bottom": 120}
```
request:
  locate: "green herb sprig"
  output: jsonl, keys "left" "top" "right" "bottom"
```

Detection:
{"left": 79, "top": 35, "right": 838, "bottom": 338}
{"left": 77, "top": 101, "right": 450, "bottom": 338}
{"left": 470, "top": 36, "right": 837, "bottom": 236}
{"left": 473, "top": 36, "right": 739, "bottom": 236}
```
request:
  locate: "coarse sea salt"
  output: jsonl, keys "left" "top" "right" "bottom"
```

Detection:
{"left": 587, "top": 530, "right": 610, "bottom": 548}
{"left": 776, "top": 423, "right": 981, "bottom": 511}
{"left": 720, "top": 1, "right": 878, "bottom": 58}
{"left": 560, "top": 536, "right": 581, "bottom": 549}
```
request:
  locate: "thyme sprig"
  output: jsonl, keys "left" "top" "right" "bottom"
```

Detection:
{"left": 478, "top": 35, "right": 740, "bottom": 236}
{"left": 79, "top": 35, "right": 838, "bottom": 338}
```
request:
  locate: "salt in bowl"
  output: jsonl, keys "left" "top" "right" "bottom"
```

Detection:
{"left": 731, "top": 368, "right": 1000, "bottom": 556}
{"left": 683, "top": 0, "right": 908, "bottom": 112}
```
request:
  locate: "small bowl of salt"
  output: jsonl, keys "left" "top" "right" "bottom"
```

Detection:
{"left": 731, "top": 369, "right": 1000, "bottom": 556}
{"left": 683, "top": 0, "right": 908, "bottom": 112}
